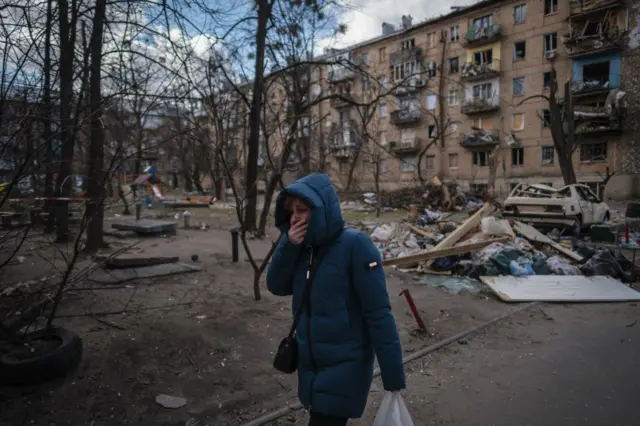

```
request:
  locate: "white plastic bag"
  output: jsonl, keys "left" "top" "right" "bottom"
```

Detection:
{"left": 372, "top": 391, "right": 414, "bottom": 426}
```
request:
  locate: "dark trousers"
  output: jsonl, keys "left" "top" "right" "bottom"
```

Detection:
{"left": 308, "top": 412, "right": 348, "bottom": 426}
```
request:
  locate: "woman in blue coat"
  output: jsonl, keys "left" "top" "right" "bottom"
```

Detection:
{"left": 267, "top": 173, "right": 406, "bottom": 426}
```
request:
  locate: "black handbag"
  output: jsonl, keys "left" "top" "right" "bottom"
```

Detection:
{"left": 273, "top": 248, "right": 316, "bottom": 374}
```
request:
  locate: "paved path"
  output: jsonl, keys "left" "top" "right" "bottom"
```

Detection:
{"left": 413, "top": 303, "right": 640, "bottom": 426}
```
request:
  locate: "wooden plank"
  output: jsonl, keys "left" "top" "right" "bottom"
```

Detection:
{"left": 93, "top": 255, "right": 180, "bottom": 269}
{"left": 480, "top": 275, "right": 640, "bottom": 302}
{"left": 513, "top": 221, "right": 583, "bottom": 262}
{"left": 425, "top": 203, "right": 494, "bottom": 267}
{"left": 406, "top": 223, "right": 438, "bottom": 239}
{"left": 383, "top": 236, "right": 509, "bottom": 267}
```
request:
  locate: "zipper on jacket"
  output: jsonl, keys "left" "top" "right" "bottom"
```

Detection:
{"left": 306, "top": 247, "right": 318, "bottom": 409}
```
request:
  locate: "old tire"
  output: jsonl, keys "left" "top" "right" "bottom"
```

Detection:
{"left": 0, "top": 327, "right": 82, "bottom": 386}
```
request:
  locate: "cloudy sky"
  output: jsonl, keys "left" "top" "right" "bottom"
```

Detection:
{"left": 329, "top": 0, "right": 480, "bottom": 48}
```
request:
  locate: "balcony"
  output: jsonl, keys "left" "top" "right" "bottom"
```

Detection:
{"left": 394, "top": 78, "right": 427, "bottom": 96}
{"left": 461, "top": 59, "right": 501, "bottom": 82}
{"left": 329, "top": 87, "right": 355, "bottom": 109}
{"left": 463, "top": 24, "right": 502, "bottom": 48}
{"left": 563, "top": 32, "right": 625, "bottom": 59}
{"left": 328, "top": 66, "right": 356, "bottom": 83}
{"left": 460, "top": 130, "right": 500, "bottom": 149}
{"left": 571, "top": 77, "right": 616, "bottom": 97}
{"left": 575, "top": 107, "right": 623, "bottom": 136}
{"left": 390, "top": 109, "right": 421, "bottom": 126}
{"left": 569, "top": 0, "right": 624, "bottom": 19}
{"left": 461, "top": 96, "right": 500, "bottom": 115}
{"left": 390, "top": 47, "right": 423, "bottom": 66}
{"left": 390, "top": 137, "right": 422, "bottom": 154}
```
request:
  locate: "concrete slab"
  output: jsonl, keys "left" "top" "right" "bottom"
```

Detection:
{"left": 88, "top": 262, "right": 200, "bottom": 284}
{"left": 111, "top": 219, "right": 177, "bottom": 235}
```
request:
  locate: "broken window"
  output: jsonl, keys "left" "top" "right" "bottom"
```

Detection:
{"left": 426, "top": 32, "right": 436, "bottom": 48}
{"left": 513, "top": 41, "right": 526, "bottom": 60}
{"left": 543, "top": 33, "right": 557, "bottom": 54}
{"left": 448, "top": 89, "right": 459, "bottom": 106}
{"left": 544, "top": 0, "right": 558, "bottom": 15}
{"left": 473, "top": 151, "right": 488, "bottom": 167}
{"left": 400, "top": 156, "right": 417, "bottom": 172}
{"left": 427, "top": 94, "right": 437, "bottom": 110}
{"left": 582, "top": 61, "right": 610, "bottom": 89}
{"left": 401, "top": 39, "right": 416, "bottom": 51}
{"left": 580, "top": 143, "right": 608, "bottom": 162}
{"left": 473, "top": 15, "right": 493, "bottom": 30}
{"left": 450, "top": 25, "right": 460, "bottom": 42}
{"left": 470, "top": 183, "right": 489, "bottom": 194}
{"left": 583, "top": 20, "right": 601, "bottom": 37}
{"left": 449, "top": 57, "right": 459, "bottom": 74}
{"left": 428, "top": 124, "right": 436, "bottom": 138}
{"left": 542, "top": 109, "right": 552, "bottom": 128}
{"left": 513, "top": 77, "right": 525, "bottom": 95}
{"left": 543, "top": 71, "right": 553, "bottom": 90}
{"left": 473, "top": 49, "right": 493, "bottom": 65}
{"left": 541, "top": 146, "right": 554, "bottom": 164}
{"left": 511, "top": 147, "right": 524, "bottom": 166}
{"left": 472, "top": 83, "right": 493, "bottom": 100}
{"left": 514, "top": 4, "right": 527, "bottom": 24}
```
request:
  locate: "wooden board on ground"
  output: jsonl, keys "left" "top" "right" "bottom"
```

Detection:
{"left": 93, "top": 255, "right": 179, "bottom": 269}
{"left": 406, "top": 223, "right": 438, "bottom": 239}
{"left": 88, "top": 263, "right": 200, "bottom": 285}
{"left": 480, "top": 275, "right": 640, "bottom": 302}
{"left": 513, "top": 221, "right": 583, "bottom": 262}
{"left": 425, "top": 203, "right": 494, "bottom": 267}
{"left": 383, "top": 236, "right": 509, "bottom": 267}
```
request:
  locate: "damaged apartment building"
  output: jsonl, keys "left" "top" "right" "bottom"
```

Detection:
{"left": 309, "top": 0, "right": 640, "bottom": 199}
{"left": 221, "top": 0, "right": 640, "bottom": 199}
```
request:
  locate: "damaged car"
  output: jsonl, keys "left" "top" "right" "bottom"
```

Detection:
{"left": 503, "top": 183, "right": 610, "bottom": 232}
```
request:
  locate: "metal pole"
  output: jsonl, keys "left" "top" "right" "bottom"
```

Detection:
{"left": 135, "top": 203, "right": 141, "bottom": 220}
{"left": 231, "top": 228, "right": 239, "bottom": 262}
{"left": 400, "top": 289, "right": 427, "bottom": 333}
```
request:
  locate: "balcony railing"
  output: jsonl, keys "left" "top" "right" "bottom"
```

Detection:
{"left": 460, "top": 129, "right": 500, "bottom": 149}
{"left": 461, "top": 95, "right": 500, "bottom": 115}
{"left": 390, "top": 137, "right": 422, "bottom": 154}
{"left": 575, "top": 107, "right": 623, "bottom": 135}
{"left": 394, "top": 78, "right": 427, "bottom": 96}
{"left": 569, "top": 0, "right": 624, "bottom": 18}
{"left": 328, "top": 66, "right": 356, "bottom": 83}
{"left": 463, "top": 24, "right": 502, "bottom": 47}
{"left": 563, "top": 31, "right": 625, "bottom": 58}
{"left": 390, "top": 47, "right": 423, "bottom": 66}
{"left": 461, "top": 59, "right": 501, "bottom": 82}
{"left": 390, "top": 109, "right": 421, "bottom": 125}
{"left": 571, "top": 77, "right": 618, "bottom": 95}
{"left": 330, "top": 90, "right": 355, "bottom": 108}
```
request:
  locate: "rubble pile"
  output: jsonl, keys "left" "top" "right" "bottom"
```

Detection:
{"left": 366, "top": 202, "right": 639, "bottom": 297}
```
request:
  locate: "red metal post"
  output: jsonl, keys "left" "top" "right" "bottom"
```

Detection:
{"left": 399, "top": 289, "right": 427, "bottom": 333}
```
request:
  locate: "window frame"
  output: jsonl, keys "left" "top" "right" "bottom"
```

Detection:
{"left": 448, "top": 153, "right": 459, "bottom": 169}
{"left": 512, "top": 112, "right": 525, "bottom": 131}
{"left": 544, "top": 0, "right": 558, "bottom": 15}
{"left": 512, "top": 77, "right": 525, "bottom": 95}
{"left": 511, "top": 147, "right": 524, "bottom": 166}
{"left": 543, "top": 33, "right": 558, "bottom": 54}
{"left": 541, "top": 146, "right": 555, "bottom": 165}
{"left": 472, "top": 151, "right": 489, "bottom": 167}
{"left": 513, "top": 40, "right": 526, "bottom": 60}
{"left": 449, "top": 57, "right": 459, "bottom": 74}
{"left": 514, "top": 4, "right": 527, "bottom": 24}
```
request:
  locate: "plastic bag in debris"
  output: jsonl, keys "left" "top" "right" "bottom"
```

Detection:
{"left": 531, "top": 251, "right": 551, "bottom": 275}
{"left": 372, "top": 391, "right": 414, "bottom": 426}
{"left": 371, "top": 225, "right": 393, "bottom": 242}
{"left": 473, "top": 242, "right": 507, "bottom": 263}
{"left": 509, "top": 259, "right": 535, "bottom": 276}
{"left": 465, "top": 199, "right": 484, "bottom": 212}
{"left": 547, "top": 256, "right": 581, "bottom": 275}
{"left": 405, "top": 233, "right": 420, "bottom": 249}
{"left": 364, "top": 192, "right": 377, "bottom": 205}
{"left": 580, "top": 248, "right": 633, "bottom": 283}
{"left": 418, "top": 208, "right": 441, "bottom": 225}
{"left": 481, "top": 217, "right": 513, "bottom": 237}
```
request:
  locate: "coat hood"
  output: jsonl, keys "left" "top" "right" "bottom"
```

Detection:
{"left": 275, "top": 173, "right": 345, "bottom": 247}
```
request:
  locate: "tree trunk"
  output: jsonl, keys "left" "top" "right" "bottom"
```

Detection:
{"left": 43, "top": 0, "right": 54, "bottom": 233}
{"left": 85, "top": 0, "right": 107, "bottom": 252}
{"left": 244, "top": 0, "right": 273, "bottom": 232}
{"left": 257, "top": 172, "right": 280, "bottom": 236}
{"left": 55, "top": 0, "right": 78, "bottom": 243}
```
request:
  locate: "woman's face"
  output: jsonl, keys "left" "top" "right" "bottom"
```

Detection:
{"left": 289, "top": 198, "right": 311, "bottom": 226}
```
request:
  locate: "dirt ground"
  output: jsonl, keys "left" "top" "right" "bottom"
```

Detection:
{"left": 0, "top": 204, "right": 637, "bottom": 426}
{"left": 0, "top": 208, "right": 513, "bottom": 426}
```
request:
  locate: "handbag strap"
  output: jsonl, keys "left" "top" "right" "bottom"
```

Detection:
{"left": 287, "top": 228, "right": 344, "bottom": 338}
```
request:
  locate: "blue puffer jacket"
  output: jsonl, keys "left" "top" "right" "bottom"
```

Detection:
{"left": 267, "top": 173, "right": 405, "bottom": 419}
